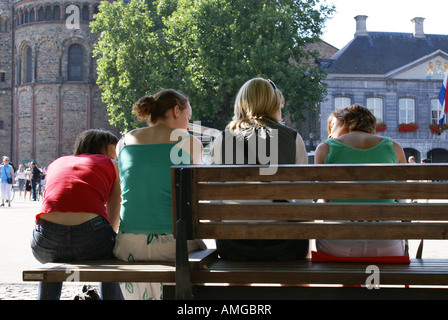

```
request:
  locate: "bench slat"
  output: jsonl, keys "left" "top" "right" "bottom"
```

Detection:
{"left": 197, "top": 202, "right": 448, "bottom": 221}
{"left": 189, "top": 164, "right": 448, "bottom": 182}
{"left": 191, "top": 259, "right": 448, "bottom": 286}
{"left": 23, "top": 261, "right": 176, "bottom": 283}
{"left": 196, "top": 222, "right": 448, "bottom": 240}
{"left": 196, "top": 182, "right": 448, "bottom": 200}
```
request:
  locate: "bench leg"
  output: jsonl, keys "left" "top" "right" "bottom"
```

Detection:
{"left": 175, "top": 219, "right": 193, "bottom": 300}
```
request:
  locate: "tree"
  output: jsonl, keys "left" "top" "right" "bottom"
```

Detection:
{"left": 91, "top": 0, "right": 334, "bottom": 131}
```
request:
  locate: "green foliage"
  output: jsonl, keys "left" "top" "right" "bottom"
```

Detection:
{"left": 91, "top": 0, "right": 334, "bottom": 131}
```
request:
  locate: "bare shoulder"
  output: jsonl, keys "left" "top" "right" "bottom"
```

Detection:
{"left": 392, "top": 140, "right": 406, "bottom": 163}
{"left": 314, "top": 142, "right": 330, "bottom": 164}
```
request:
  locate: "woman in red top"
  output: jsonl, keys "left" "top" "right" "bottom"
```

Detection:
{"left": 31, "top": 129, "right": 123, "bottom": 300}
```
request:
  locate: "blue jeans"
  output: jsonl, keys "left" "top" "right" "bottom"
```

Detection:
{"left": 31, "top": 216, "right": 123, "bottom": 300}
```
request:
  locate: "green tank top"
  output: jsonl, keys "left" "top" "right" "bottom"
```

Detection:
{"left": 325, "top": 137, "right": 397, "bottom": 203}
{"left": 325, "top": 137, "right": 397, "bottom": 164}
{"left": 118, "top": 136, "right": 191, "bottom": 234}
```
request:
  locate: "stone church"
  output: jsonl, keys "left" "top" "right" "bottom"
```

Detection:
{"left": 0, "top": 0, "right": 117, "bottom": 168}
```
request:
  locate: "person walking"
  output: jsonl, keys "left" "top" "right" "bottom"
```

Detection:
{"left": 1, "top": 156, "right": 14, "bottom": 207}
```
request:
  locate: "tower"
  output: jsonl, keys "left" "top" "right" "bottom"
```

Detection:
{"left": 10, "top": 0, "right": 117, "bottom": 167}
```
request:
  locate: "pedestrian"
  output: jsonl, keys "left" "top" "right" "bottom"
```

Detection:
{"left": 30, "top": 162, "right": 41, "bottom": 201}
{"left": 24, "top": 163, "right": 32, "bottom": 201}
{"left": 17, "top": 164, "right": 26, "bottom": 198}
{"left": 1, "top": 156, "right": 14, "bottom": 207}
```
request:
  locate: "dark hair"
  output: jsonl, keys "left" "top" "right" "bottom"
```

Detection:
{"left": 132, "top": 89, "right": 189, "bottom": 123}
{"left": 73, "top": 129, "right": 119, "bottom": 155}
{"left": 328, "top": 104, "right": 377, "bottom": 134}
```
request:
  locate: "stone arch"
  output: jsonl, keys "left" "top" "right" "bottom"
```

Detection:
{"left": 36, "top": 38, "right": 60, "bottom": 83}
{"left": 18, "top": 41, "right": 34, "bottom": 84}
{"left": 61, "top": 85, "right": 88, "bottom": 155}
{"left": 404, "top": 148, "right": 421, "bottom": 163}
{"left": 427, "top": 148, "right": 448, "bottom": 163}
{"left": 61, "top": 37, "right": 89, "bottom": 82}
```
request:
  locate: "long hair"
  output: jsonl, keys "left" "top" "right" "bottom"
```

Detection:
{"left": 228, "top": 78, "right": 284, "bottom": 130}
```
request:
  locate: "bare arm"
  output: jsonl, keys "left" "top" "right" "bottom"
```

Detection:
{"left": 393, "top": 141, "right": 406, "bottom": 164}
{"left": 314, "top": 142, "right": 329, "bottom": 165}
{"left": 106, "top": 159, "right": 121, "bottom": 232}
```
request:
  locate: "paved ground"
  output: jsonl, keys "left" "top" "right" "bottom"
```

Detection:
{"left": 1, "top": 196, "right": 447, "bottom": 300}
{"left": 0, "top": 196, "right": 99, "bottom": 300}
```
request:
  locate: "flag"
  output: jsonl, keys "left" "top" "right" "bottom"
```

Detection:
{"left": 439, "top": 71, "right": 448, "bottom": 130}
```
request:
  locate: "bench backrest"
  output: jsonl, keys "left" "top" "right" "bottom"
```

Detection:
{"left": 171, "top": 164, "right": 448, "bottom": 241}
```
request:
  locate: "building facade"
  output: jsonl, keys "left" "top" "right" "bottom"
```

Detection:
{"left": 0, "top": 0, "right": 116, "bottom": 168}
{"left": 319, "top": 16, "right": 448, "bottom": 163}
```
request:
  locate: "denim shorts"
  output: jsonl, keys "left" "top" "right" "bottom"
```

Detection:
{"left": 31, "top": 215, "right": 117, "bottom": 263}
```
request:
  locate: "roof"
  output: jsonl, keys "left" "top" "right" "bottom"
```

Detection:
{"left": 325, "top": 32, "right": 448, "bottom": 75}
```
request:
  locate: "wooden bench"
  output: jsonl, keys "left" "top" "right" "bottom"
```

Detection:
{"left": 23, "top": 163, "right": 448, "bottom": 300}
{"left": 169, "top": 163, "right": 448, "bottom": 300}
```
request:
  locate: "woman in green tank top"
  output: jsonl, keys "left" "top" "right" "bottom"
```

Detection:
{"left": 113, "top": 89, "right": 206, "bottom": 299}
{"left": 314, "top": 104, "right": 407, "bottom": 258}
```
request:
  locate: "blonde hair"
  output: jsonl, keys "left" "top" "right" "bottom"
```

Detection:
{"left": 227, "top": 78, "right": 284, "bottom": 130}
{"left": 328, "top": 104, "right": 377, "bottom": 134}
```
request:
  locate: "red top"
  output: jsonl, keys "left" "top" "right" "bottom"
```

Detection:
{"left": 37, "top": 154, "right": 117, "bottom": 223}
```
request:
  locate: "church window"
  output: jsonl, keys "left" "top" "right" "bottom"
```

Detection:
{"left": 68, "top": 44, "right": 83, "bottom": 81}
{"left": 45, "top": 6, "right": 52, "bottom": 21}
{"left": 53, "top": 6, "right": 60, "bottom": 20}
{"left": 37, "top": 7, "right": 44, "bottom": 21}
{"left": 82, "top": 6, "right": 90, "bottom": 21}
{"left": 25, "top": 47, "right": 32, "bottom": 83}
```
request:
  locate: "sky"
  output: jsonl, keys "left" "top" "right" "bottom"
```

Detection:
{"left": 321, "top": 0, "right": 448, "bottom": 49}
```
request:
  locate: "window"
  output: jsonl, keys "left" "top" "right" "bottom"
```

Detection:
{"left": 0, "top": 72, "right": 5, "bottom": 82}
{"left": 68, "top": 44, "right": 83, "bottom": 81}
{"left": 25, "top": 47, "right": 32, "bottom": 83}
{"left": 45, "top": 6, "right": 52, "bottom": 21}
{"left": 53, "top": 6, "right": 60, "bottom": 20}
{"left": 37, "top": 7, "right": 44, "bottom": 21}
{"left": 399, "top": 98, "right": 415, "bottom": 123}
{"left": 431, "top": 99, "right": 446, "bottom": 124}
{"left": 367, "top": 98, "right": 383, "bottom": 123}
{"left": 82, "top": 6, "right": 90, "bottom": 21}
{"left": 334, "top": 97, "right": 351, "bottom": 109}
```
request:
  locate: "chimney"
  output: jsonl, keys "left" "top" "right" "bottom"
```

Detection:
{"left": 354, "top": 15, "right": 368, "bottom": 37}
{"left": 412, "top": 17, "right": 426, "bottom": 38}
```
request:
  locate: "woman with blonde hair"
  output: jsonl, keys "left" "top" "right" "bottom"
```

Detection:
{"left": 211, "top": 77, "right": 309, "bottom": 261}
{"left": 314, "top": 104, "right": 407, "bottom": 258}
